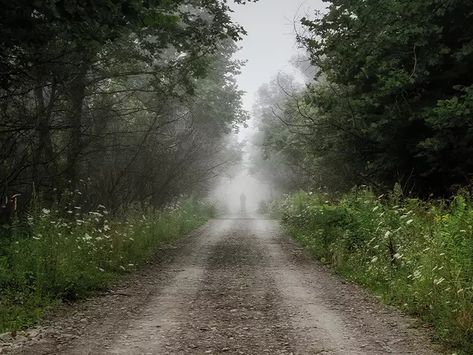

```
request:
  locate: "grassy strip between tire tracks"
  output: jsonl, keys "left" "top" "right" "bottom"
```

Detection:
{"left": 270, "top": 187, "right": 473, "bottom": 353}
{"left": 0, "top": 197, "right": 214, "bottom": 333}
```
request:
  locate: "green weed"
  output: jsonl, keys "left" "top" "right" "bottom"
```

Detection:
{"left": 0, "top": 197, "right": 214, "bottom": 332}
{"left": 275, "top": 188, "right": 473, "bottom": 353}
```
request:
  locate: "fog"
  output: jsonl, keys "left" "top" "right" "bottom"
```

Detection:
{"left": 210, "top": 136, "right": 273, "bottom": 215}
{"left": 211, "top": 171, "right": 272, "bottom": 215}
{"left": 208, "top": 0, "right": 322, "bottom": 215}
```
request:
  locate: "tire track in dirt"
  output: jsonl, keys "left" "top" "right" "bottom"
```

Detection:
{"left": 161, "top": 222, "right": 294, "bottom": 354}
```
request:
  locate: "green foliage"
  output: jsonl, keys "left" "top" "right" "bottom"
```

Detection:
{"left": 277, "top": 189, "right": 473, "bottom": 353}
{"left": 257, "top": 0, "right": 473, "bottom": 195}
{"left": 0, "top": 0, "right": 249, "bottom": 209}
{"left": 0, "top": 197, "right": 213, "bottom": 332}
{"left": 251, "top": 75, "right": 318, "bottom": 192}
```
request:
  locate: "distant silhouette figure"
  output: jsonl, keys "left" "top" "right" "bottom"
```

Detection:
{"left": 240, "top": 193, "right": 247, "bottom": 213}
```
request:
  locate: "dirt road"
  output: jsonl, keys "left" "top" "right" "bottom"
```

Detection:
{"left": 6, "top": 217, "right": 442, "bottom": 354}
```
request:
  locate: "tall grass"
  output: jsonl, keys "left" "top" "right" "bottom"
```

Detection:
{"left": 273, "top": 187, "right": 473, "bottom": 353}
{"left": 0, "top": 196, "right": 214, "bottom": 332}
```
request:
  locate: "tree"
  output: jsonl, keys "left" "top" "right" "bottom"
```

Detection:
{"left": 294, "top": 0, "right": 473, "bottom": 195}
{"left": 0, "top": 0, "right": 254, "bottom": 209}
{"left": 251, "top": 74, "right": 316, "bottom": 192}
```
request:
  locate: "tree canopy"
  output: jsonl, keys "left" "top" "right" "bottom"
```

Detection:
{"left": 256, "top": 0, "right": 473, "bottom": 196}
{"left": 0, "top": 0, "right": 254, "bottom": 210}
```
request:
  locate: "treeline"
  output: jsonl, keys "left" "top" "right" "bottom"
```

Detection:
{"left": 0, "top": 0, "right": 252, "bottom": 214}
{"left": 255, "top": 0, "right": 473, "bottom": 197}
{"left": 251, "top": 2, "right": 473, "bottom": 351}
{"left": 0, "top": 0, "right": 254, "bottom": 332}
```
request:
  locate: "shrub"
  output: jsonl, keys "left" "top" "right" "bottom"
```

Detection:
{"left": 277, "top": 188, "right": 473, "bottom": 353}
{"left": 0, "top": 197, "right": 213, "bottom": 332}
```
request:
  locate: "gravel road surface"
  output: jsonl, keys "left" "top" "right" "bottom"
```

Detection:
{"left": 3, "top": 217, "right": 442, "bottom": 354}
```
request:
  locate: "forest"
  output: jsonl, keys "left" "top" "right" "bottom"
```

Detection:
{"left": 1, "top": 0, "right": 473, "bottom": 353}
{"left": 255, "top": 0, "right": 473, "bottom": 196}
{"left": 252, "top": 0, "right": 473, "bottom": 352}
{"left": 0, "top": 0, "right": 254, "bottom": 333}
{"left": 0, "top": 0, "right": 252, "bottom": 210}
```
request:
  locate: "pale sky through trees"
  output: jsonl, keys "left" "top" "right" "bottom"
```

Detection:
{"left": 230, "top": 0, "right": 325, "bottom": 113}
{"left": 211, "top": 1, "right": 325, "bottom": 213}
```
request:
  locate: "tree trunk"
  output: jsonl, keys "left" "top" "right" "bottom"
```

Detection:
{"left": 34, "top": 82, "right": 56, "bottom": 192}
{"left": 66, "top": 65, "right": 88, "bottom": 188}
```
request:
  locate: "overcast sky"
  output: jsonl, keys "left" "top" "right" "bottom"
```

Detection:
{"left": 230, "top": 0, "right": 325, "bottom": 112}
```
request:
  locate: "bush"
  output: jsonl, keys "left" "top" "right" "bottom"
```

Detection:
{"left": 276, "top": 188, "right": 473, "bottom": 353}
{"left": 0, "top": 197, "right": 213, "bottom": 332}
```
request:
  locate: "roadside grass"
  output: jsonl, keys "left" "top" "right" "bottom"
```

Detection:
{"left": 272, "top": 187, "right": 473, "bottom": 353}
{"left": 0, "top": 197, "right": 214, "bottom": 333}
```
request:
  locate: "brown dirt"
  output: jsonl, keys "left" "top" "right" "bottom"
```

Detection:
{"left": 2, "top": 218, "right": 443, "bottom": 354}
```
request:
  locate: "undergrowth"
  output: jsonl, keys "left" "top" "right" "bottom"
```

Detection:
{"left": 0, "top": 195, "right": 214, "bottom": 332}
{"left": 272, "top": 187, "right": 473, "bottom": 353}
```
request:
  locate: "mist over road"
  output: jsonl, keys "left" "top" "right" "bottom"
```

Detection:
{"left": 10, "top": 218, "right": 440, "bottom": 355}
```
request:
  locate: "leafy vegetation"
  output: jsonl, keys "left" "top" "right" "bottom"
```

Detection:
{"left": 252, "top": 2, "right": 473, "bottom": 351}
{"left": 0, "top": 196, "right": 214, "bottom": 332}
{"left": 255, "top": 0, "right": 473, "bottom": 197}
{"left": 272, "top": 189, "right": 473, "bottom": 353}
{"left": 0, "top": 0, "right": 252, "bottom": 212}
{"left": 0, "top": 1, "right": 251, "bottom": 331}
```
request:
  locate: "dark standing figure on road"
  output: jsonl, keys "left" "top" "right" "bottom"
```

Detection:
{"left": 240, "top": 193, "right": 247, "bottom": 214}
